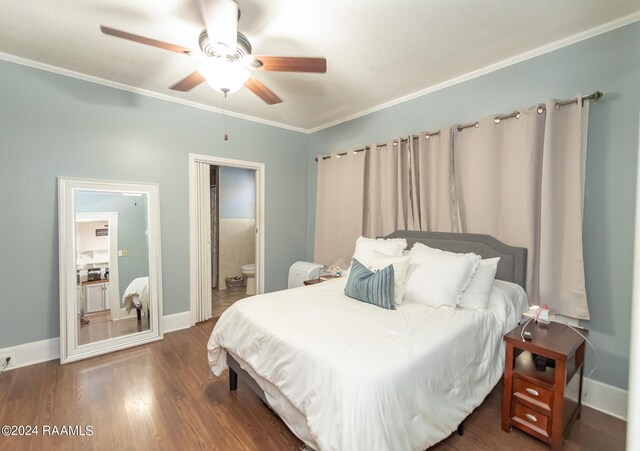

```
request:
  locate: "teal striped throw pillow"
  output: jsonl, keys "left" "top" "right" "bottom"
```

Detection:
{"left": 344, "top": 259, "right": 395, "bottom": 310}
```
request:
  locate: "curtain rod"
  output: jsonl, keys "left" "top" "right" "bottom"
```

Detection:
{"left": 316, "top": 130, "right": 441, "bottom": 161}
{"left": 315, "top": 91, "right": 602, "bottom": 162}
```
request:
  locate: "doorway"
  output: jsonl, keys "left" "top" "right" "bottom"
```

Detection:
{"left": 189, "top": 154, "right": 265, "bottom": 325}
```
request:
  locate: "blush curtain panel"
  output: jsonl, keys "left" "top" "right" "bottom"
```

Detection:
{"left": 454, "top": 96, "right": 590, "bottom": 319}
{"left": 314, "top": 151, "right": 366, "bottom": 269}
{"left": 313, "top": 94, "right": 592, "bottom": 319}
{"left": 410, "top": 128, "right": 458, "bottom": 232}
{"left": 454, "top": 106, "right": 546, "bottom": 305}
{"left": 538, "top": 98, "right": 590, "bottom": 319}
{"left": 363, "top": 140, "right": 414, "bottom": 237}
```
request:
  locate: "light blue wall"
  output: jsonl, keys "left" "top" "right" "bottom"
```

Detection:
{"left": 75, "top": 191, "right": 149, "bottom": 304}
{"left": 307, "top": 22, "right": 640, "bottom": 390}
{"left": 219, "top": 166, "right": 256, "bottom": 219}
{"left": 0, "top": 59, "right": 308, "bottom": 349}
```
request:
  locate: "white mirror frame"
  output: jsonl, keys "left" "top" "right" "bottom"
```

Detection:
{"left": 58, "top": 177, "right": 163, "bottom": 364}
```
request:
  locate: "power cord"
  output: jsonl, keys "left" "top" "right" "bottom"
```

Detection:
{"left": 520, "top": 318, "right": 534, "bottom": 341}
{"left": 560, "top": 322, "right": 599, "bottom": 397}
{"left": 0, "top": 357, "right": 10, "bottom": 374}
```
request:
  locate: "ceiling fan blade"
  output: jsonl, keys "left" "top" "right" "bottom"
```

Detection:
{"left": 252, "top": 56, "right": 327, "bottom": 73}
{"left": 170, "top": 71, "right": 206, "bottom": 92}
{"left": 100, "top": 26, "right": 195, "bottom": 55}
{"left": 244, "top": 77, "right": 282, "bottom": 105}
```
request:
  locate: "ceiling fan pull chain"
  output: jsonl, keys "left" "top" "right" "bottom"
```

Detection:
{"left": 223, "top": 90, "right": 229, "bottom": 141}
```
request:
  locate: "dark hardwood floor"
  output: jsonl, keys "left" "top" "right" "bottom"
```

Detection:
{"left": 0, "top": 320, "right": 626, "bottom": 450}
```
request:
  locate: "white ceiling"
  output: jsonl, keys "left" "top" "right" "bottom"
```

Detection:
{"left": 1, "top": 0, "right": 639, "bottom": 132}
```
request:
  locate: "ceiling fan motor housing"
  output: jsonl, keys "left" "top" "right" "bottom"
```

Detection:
{"left": 199, "top": 29, "right": 253, "bottom": 62}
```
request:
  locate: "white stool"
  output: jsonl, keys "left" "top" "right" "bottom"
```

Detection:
{"left": 241, "top": 263, "right": 256, "bottom": 295}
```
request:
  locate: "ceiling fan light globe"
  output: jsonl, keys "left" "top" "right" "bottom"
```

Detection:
{"left": 198, "top": 58, "right": 250, "bottom": 94}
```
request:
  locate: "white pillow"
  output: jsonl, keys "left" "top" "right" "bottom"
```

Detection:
{"left": 351, "top": 236, "right": 407, "bottom": 267}
{"left": 368, "top": 250, "right": 410, "bottom": 306}
{"left": 459, "top": 257, "right": 500, "bottom": 310}
{"left": 403, "top": 243, "right": 480, "bottom": 308}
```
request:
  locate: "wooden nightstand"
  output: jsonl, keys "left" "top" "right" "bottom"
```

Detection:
{"left": 303, "top": 274, "right": 339, "bottom": 285}
{"left": 502, "top": 321, "right": 588, "bottom": 450}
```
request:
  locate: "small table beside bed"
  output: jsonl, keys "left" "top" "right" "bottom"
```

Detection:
{"left": 208, "top": 230, "right": 529, "bottom": 451}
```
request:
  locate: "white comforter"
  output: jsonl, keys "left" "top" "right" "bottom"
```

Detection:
{"left": 208, "top": 278, "right": 527, "bottom": 451}
{"left": 122, "top": 276, "right": 149, "bottom": 314}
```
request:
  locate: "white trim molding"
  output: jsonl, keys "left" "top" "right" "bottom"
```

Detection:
{"left": 307, "top": 11, "right": 640, "bottom": 133}
{"left": 627, "top": 108, "right": 640, "bottom": 448}
{"left": 582, "top": 377, "right": 628, "bottom": 421}
{"left": 163, "top": 311, "right": 191, "bottom": 333}
{"left": 0, "top": 12, "right": 638, "bottom": 134}
{"left": 0, "top": 51, "right": 306, "bottom": 134}
{"left": 0, "top": 337, "right": 60, "bottom": 371}
{"left": 0, "top": 312, "right": 191, "bottom": 371}
{"left": 188, "top": 154, "right": 266, "bottom": 326}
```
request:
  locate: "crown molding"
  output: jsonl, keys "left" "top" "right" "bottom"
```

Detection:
{"left": 308, "top": 11, "right": 640, "bottom": 134}
{"left": 0, "top": 51, "right": 307, "bottom": 134}
{"left": 0, "top": 10, "right": 638, "bottom": 135}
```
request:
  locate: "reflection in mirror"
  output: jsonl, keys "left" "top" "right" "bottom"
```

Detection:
{"left": 74, "top": 191, "right": 150, "bottom": 345}
{"left": 58, "top": 178, "right": 163, "bottom": 364}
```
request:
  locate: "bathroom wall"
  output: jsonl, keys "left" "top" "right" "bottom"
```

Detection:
{"left": 219, "top": 219, "right": 256, "bottom": 289}
{"left": 218, "top": 166, "right": 256, "bottom": 289}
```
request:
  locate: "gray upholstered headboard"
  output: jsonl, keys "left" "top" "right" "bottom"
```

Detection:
{"left": 383, "top": 231, "right": 527, "bottom": 289}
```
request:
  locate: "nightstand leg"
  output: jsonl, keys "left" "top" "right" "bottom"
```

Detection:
{"left": 578, "top": 361, "right": 584, "bottom": 420}
{"left": 550, "top": 359, "right": 567, "bottom": 451}
{"left": 502, "top": 342, "right": 515, "bottom": 432}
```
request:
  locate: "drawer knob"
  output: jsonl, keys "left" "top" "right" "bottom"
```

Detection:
{"left": 525, "top": 388, "right": 539, "bottom": 397}
{"left": 525, "top": 413, "right": 538, "bottom": 423}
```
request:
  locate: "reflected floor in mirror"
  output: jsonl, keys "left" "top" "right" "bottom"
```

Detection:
{"left": 212, "top": 288, "right": 250, "bottom": 318}
{"left": 78, "top": 311, "right": 150, "bottom": 346}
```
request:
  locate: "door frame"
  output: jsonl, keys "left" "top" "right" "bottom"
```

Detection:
{"left": 188, "top": 153, "right": 265, "bottom": 326}
{"left": 75, "top": 211, "right": 121, "bottom": 319}
{"left": 628, "top": 110, "right": 640, "bottom": 447}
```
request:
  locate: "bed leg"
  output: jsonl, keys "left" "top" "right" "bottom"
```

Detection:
{"left": 457, "top": 422, "right": 464, "bottom": 436}
{"left": 229, "top": 368, "right": 238, "bottom": 391}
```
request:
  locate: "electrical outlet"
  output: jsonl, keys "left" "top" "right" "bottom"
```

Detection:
{"left": 0, "top": 353, "right": 15, "bottom": 370}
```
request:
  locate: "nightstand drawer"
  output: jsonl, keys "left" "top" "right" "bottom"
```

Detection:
{"left": 513, "top": 376, "right": 553, "bottom": 412}
{"left": 513, "top": 402, "right": 550, "bottom": 438}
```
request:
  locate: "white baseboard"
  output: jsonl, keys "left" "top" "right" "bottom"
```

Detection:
{"left": 0, "top": 336, "right": 60, "bottom": 370}
{"left": 0, "top": 311, "right": 191, "bottom": 371}
{"left": 163, "top": 311, "right": 191, "bottom": 333}
{"left": 582, "top": 377, "right": 628, "bottom": 420}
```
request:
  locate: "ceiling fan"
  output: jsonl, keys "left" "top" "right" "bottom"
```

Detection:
{"left": 100, "top": 0, "right": 327, "bottom": 105}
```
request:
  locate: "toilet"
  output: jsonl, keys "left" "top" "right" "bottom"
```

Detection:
{"left": 241, "top": 263, "right": 256, "bottom": 295}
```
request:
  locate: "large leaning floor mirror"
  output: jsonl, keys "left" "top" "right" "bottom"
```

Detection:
{"left": 58, "top": 177, "right": 163, "bottom": 364}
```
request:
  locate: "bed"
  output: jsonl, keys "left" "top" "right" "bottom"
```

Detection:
{"left": 122, "top": 276, "right": 150, "bottom": 321}
{"left": 207, "top": 231, "right": 528, "bottom": 450}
